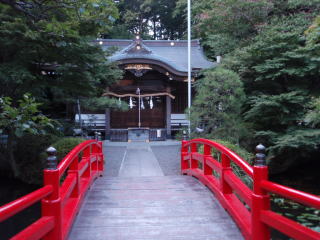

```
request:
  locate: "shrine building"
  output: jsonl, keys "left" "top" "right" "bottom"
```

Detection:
{"left": 84, "top": 36, "right": 215, "bottom": 141}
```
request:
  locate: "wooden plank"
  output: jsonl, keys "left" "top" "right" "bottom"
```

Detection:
{"left": 68, "top": 175, "right": 243, "bottom": 240}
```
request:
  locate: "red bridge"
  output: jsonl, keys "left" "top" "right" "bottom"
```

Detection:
{"left": 0, "top": 139, "right": 319, "bottom": 240}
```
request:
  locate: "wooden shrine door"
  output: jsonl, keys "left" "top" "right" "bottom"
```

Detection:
{"left": 110, "top": 96, "right": 166, "bottom": 128}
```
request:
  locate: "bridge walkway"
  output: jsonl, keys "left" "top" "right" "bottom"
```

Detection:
{"left": 68, "top": 142, "right": 243, "bottom": 240}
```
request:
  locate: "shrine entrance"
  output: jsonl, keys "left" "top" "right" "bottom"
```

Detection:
{"left": 110, "top": 96, "right": 166, "bottom": 128}
{"left": 98, "top": 36, "right": 214, "bottom": 141}
{"left": 104, "top": 69, "right": 174, "bottom": 141}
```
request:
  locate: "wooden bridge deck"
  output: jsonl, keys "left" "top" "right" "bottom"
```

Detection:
{"left": 68, "top": 142, "right": 243, "bottom": 240}
{"left": 68, "top": 176, "right": 243, "bottom": 240}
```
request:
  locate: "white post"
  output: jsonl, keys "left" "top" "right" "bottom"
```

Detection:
{"left": 77, "top": 99, "right": 83, "bottom": 136}
{"left": 136, "top": 88, "right": 141, "bottom": 128}
{"left": 187, "top": 0, "right": 192, "bottom": 137}
{"left": 217, "top": 55, "right": 222, "bottom": 63}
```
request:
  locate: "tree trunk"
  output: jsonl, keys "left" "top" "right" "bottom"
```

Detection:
{"left": 7, "top": 131, "right": 19, "bottom": 178}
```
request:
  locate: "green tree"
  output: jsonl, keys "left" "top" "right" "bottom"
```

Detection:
{"left": 305, "top": 98, "right": 320, "bottom": 128}
{"left": 0, "top": 1, "right": 122, "bottom": 117}
{"left": 187, "top": 0, "right": 320, "bottom": 173}
{"left": 225, "top": 14, "right": 320, "bottom": 173}
{"left": 0, "top": 94, "right": 52, "bottom": 177}
{"left": 110, "top": 0, "right": 185, "bottom": 39}
{"left": 304, "top": 17, "right": 320, "bottom": 128}
{"left": 175, "top": 0, "right": 320, "bottom": 58}
{"left": 190, "top": 68, "right": 245, "bottom": 143}
{"left": 175, "top": 0, "right": 272, "bottom": 57}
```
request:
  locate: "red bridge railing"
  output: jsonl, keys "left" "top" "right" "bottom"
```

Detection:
{"left": 0, "top": 140, "right": 104, "bottom": 240}
{"left": 181, "top": 138, "right": 320, "bottom": 240}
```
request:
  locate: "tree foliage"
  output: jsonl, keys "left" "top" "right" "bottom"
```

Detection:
{"left": 0, "top": 94, "right": 52, "bottom": 177}
{"left": 0, "top": 1, "right": 122, "bottom": 113}
{"left": 190, "top": 68, "right": 245, "bottom": 143}
{"left": 0, "top": 0, "right": 122, "bottom": 179}
{"left": 187, "top": 0, "right": 320, "bottom": 173}
{"left": 175, "top": 0, "right": 272, "bottom": 58}
{"left": 230, "top": 15, "right": 320, "bottom": 173}
{"left": 109, "top": 0, "right": 185, "bottom": 39}
{"left": 305, "top": 98, "right": 320, "bottom": 128}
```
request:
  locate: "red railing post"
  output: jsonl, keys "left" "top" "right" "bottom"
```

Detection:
{"left": 98, "top": 141, "right": 104, "bottom": 173}
{"left": 69, "top": 155, "right": 80, "bottom": 197}
{"left": 252, "top": 144, "right": 270, "bottom": 240}
{"left": 91, "top": 142, "right": 100, "bottom": 173}
{"left": 181, "top": 141, "right": 189, "bottom": 171}
{"left": 203, "top": 144, "right": 212, "bottom": 175}
{"left": 82, "top": 145, "right": 91, "bottom": 178}
{"left": 181, "top": 132, "right": 189, "bottom": 172}
{"left": 190, "top": 143, "right": 198, "bottom": 169}
{"left": 90, "top": 143, "right": 96, "bottom": 171}
{"left": 42, "top": 147, "right": 62, "bottom": 240}
{"left": 221, "top": 153, "right": 232, "bottom": 194}
{"left": 189, "top": 143, "right": 198, "bottom": 168}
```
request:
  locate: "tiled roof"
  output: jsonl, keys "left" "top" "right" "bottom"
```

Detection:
{"left": 95, "top": 38, "right": 215, "bottom": 74}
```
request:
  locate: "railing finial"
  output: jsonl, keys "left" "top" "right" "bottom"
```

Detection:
{"left": 95, "top": 131, "right": 101, "bottom": 141}
{"left": 46, "top": 146, "right": 57, "bottom": 170}
{"left": 255, "top": 143, "right": 266, "bottom": 166}
{"left": 182, "top": 130, "right": 188, "bottom": 141}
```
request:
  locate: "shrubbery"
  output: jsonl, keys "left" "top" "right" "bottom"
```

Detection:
{"left": 51, "top": 137, "right": 86, "bottom": 163}
{"left": 197, "top": 138, "right": 254, "bottom": 187}
{"left": 13, "top": 134, "right": 59, "bottom": 184}
{"left": 190, "top": 67, "right": 246, "bottom": 144}
{"left": 7, "top": 136, "right": 85, "bottom": 185}
{"left": 213, "top": 139, "right": 254, "bottom": 187}
{"left": 211, "top": 139, "right": 254, "bottom": 165}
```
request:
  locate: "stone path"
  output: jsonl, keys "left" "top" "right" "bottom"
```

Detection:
{"left": 118, "top": 142, "right": 164, "bottom": 177}
{"left": 68, "top": 141, "right": 244, "bottom": 240}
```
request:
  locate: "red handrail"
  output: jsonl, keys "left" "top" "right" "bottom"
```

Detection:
{"left": 0, "top": 140, "right": 104, "bottom": 240}
{"left": 0, "top": 185, "right": 53, "bottom": 222}
{"left": 261, "top": 180, "right": 320, "bottom": 209}
{"left": 181, "top": 138, "right": 320, "bottom": 240}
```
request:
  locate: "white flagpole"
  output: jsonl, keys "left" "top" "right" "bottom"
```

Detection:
{"left": 187, "top": 0, "right": 191, "bottom": 137}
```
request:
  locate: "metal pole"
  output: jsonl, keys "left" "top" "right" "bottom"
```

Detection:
{"left": 139, "top": 92, "right": 141, "bottom": 128}
{"left": 187, "top": 0, "right": 191, "bottom": 137}
{"left": 136, "top": 88, "right": 141, "bottom": 128}
{"left": 77, "top": 98, "right": 83, "bottom": 136}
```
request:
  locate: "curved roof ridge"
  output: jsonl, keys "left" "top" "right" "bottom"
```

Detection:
{"left": 98, "top": 38, "right": 215, "bottom": 74}
{"left": 110, "top": 52, "right": 186, "bottom": 73}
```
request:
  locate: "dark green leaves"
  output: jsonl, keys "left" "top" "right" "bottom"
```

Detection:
{"left": 0, "top": 94, "right": 52, "bottom": 137}
{"left": 244, "top": 91, "right": 308, "bottom": 130}
{"left": 190, "top": 67, "right": 245, "bottom": 143}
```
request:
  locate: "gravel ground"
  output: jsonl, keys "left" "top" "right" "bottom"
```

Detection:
{"left": 103, "top": 145, "right": 126, "bottom": 177}
{"left": 151, "top": 144, "right": 181, "bottom": 176}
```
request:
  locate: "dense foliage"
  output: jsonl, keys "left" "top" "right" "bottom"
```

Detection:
{"left": 14, "top": 133, "right": 60, "bottom": 184}
{"left": 1, "top": 0, "right": 320, "bottom": 180}
{"left": 0, "top": 0, "right": 122, "bottom": 180}
{"left": 190, "top": 68, "right": 245, "bottom": 143}
{"left": 0, "top": 94, "right": 53, "bottom": 177}
{"left": 187, "top": 0, "right": 320, "bottom": 174}
{"left": 109, "top": 0, "right": 185, "bottom": 39}
{"left": 0, "top": 1, "right": 122, "bottom": 114}
{"left": 51, "top": 137, "right": 86, "bottom": 163}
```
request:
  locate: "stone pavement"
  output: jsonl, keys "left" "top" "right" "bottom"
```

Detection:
{"left": 118, "top": 142, "right": 164, "bottom": 177}
{"left": 68, "top": 141, "right": 244, "bottom": 240}
{"left": 103, "top": 141, "right": 181, "bottom": 177}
